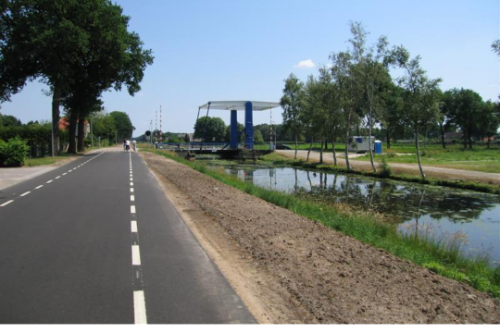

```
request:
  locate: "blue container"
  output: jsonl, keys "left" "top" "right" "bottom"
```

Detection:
{"left": 374, "top": 140, "right": 382, "bottom": 154}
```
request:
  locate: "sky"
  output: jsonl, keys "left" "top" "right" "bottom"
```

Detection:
{"left": 0, "top": 0, "right": 498, "bottom": 137}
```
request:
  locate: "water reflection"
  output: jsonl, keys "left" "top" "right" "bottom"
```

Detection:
{"left": 210, "top": 163, "right": 500, "bottom": 266}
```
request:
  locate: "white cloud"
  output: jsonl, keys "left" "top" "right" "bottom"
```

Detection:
{"left": 295, "top": 59, "right": 315, "bottom": 68}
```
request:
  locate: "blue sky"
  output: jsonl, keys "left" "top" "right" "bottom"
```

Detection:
{"left": 1, "top": 0, "right": 498, "bottom": 136}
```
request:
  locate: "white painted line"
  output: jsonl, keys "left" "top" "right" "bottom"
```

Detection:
{"left": 131, "top": 205, "right": 136, "bottom": 214}
{"left": 130, "top": 195, "right": 135, "bottom": 202}
{"left": 131, "top": 220, "right": 138, "bottom": 233}
{"left": 130, "top": 188, "right": 134, "bottom": 193}
{"left": 130, "top": 178, "right": 133, "bottom": 182}
{"left": 133, "top": 290, "right": 148, "bottom": 324}
{"left": 132, "top": 245, "right": 141, "bottom": 265}
{"left": 46, "top": 180, "right": 53, "bottom": 184}
{"left": 62, "top": 173, "right": 67, "bottom": 176}
{"left": 20, "top": 191, "right": 31, "bottom": 197}
{"left": 130, "top": 182, "right": 134, "bottom": 186}
{"left": 1, "top": 200, "right": 14, "bottom": 207}
{"left": 35, "top": 185, "right": 43, "bottom": 189}
{"left": 68, "top": 170, "right": 72, "bottom": 173}
{"left": 55, "top": 176, "right": 61, "bottom": 179}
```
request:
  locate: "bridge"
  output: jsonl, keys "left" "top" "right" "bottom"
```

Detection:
{"left": 156, "top": 142, "right": 272, "bottom": 160}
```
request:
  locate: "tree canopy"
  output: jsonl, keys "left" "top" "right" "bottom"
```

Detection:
{"left": 0, "top": 0, "right": 153, "bottom": 154}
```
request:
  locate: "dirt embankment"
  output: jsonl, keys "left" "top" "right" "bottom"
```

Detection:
{"left": 141, "top": 152, "right": 500, "bottom": 324}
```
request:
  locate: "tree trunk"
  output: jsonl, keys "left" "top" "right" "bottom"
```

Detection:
{"left": 68, "top": 110, "right": 78, "bottom": 154}
{"left": 415, "top": 126, "right": 426, "bottom": 180}
{"left": 487, "top": 136, "right": 491, "bottom": 149}
{"left": 439, "top": 122, "right": 446, "bottom": 149}
{"left": 307, "top": 137, "right": 314, "bottom": 162}
{"left": 345, "top": 111, "right": 351, "bottom": 171}
{"left": 77, "top": 112, "right": 86, "bottom": 152}
{"left": 319, "top": 137, "right": 324, "bottom": 164}
{"left": 51, "top": 85, "right": 61, "bottom": 156}
{"left": 294, "top": 133, "right": 298, "bottom": 159}
{"left": 386, "top": 126, "right": 391, "bottom": 150}
{"left": 368, "top": 111, "right": 377, "bottom": 173}
{"left": 331, "top": 138, "right": 337, "bottom": 166}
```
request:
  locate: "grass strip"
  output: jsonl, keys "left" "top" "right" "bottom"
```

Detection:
{"left": 147, "top": 149, "right": 500, "bottom": 298}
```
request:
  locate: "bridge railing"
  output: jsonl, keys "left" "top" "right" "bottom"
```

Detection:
{"left": 157, "top": 142, "right": 230, "bottom": 150}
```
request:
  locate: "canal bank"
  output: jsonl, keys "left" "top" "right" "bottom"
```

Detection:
{"left": 275, "top": 150, "right": 500, "bottom": 186}
{"left": 141, "top": 151, "right": 500, "bottom": 324}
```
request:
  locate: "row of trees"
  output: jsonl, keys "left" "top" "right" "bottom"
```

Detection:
{"left": 0, "top": 0, "right": 153, "bottom": 154}
{"left": 0, "top": 110, "right": 134, "bottom": 156}
{"left": 280, "top": 22, "right": 499, "bottom": 180}
{"left": 193, "top": 116, "right": 295, "bottom": 145}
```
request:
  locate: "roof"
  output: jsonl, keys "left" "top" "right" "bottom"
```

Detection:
{"left": 199, "top": 101, "right": 280, "bottom": 111}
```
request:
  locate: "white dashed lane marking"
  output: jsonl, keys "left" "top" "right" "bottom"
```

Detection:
{"left": 1, "top": 200, "right": 14, "bottom": 207}
{"left": 133, "top": 291, "right": 147, "bottom": 324}
{"left": 20, "top": 191, "right": 31, "bottom": 197}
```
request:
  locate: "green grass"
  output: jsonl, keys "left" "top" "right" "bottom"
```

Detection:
{"left": 354, "top": 143, "right": 500, "bottom": 173}
{"left": 146, "top": 149, "right": 500, "bottom": 298}
{"left": 24, "top": 154, "right": 75, "bottom": 167}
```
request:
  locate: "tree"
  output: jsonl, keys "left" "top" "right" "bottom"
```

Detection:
{"left": 379, "top": 81, "right": 405, "bottom": 149}
{"left": 0, "top": 113, "right": 22, "bottom": 127}
{"left": 280, "top": 73, "right": 304, "bottom": 158}
{"left": 194, "top": 116, "right": 226, "bottom": 142}
{"left": 0, "top": 0, "right": 153, "bottom": 154}
{"left": 330, "top": 50, "right": 362, "bottom": 171}
{"left": 110, "top": 111, "right": 135, "bottom": 142}
{"left": 397, "top": 51, "right": 442, "bottom": 180}
{"left": 476, "top": 100, "right": 499, "bottom": 149}
{"left": 92, "top": 112, "right": 116, "bottom": 145}
{"left": 253, "top": 129, "right": 264, "bottom": 145}
{"left": 445, "top": 88, "right": 484, "bottom": 149}
{"left": 492, "top": 40, "right": 500, "bottom": 57}
{"left": 313, "top": 67, "right": 343, "bottom": 166}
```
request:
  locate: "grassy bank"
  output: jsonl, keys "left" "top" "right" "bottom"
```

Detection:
{"left": 261, "top": 152, "right": 500, "bottom": 195}
{"left": 146, "top": 149, "right": 500, "bottom": 298}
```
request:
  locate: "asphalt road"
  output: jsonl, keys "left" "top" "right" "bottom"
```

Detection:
{"left": 0, "top": 150, "right": 255, "bottom": 324}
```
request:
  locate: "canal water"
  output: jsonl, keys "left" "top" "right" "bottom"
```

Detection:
{"left": 206, "top": 162, "right": 500, "bottom": 266}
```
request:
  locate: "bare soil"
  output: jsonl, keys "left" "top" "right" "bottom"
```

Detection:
{"left": 141, "top": 152, "right": 500, "bottom": 324}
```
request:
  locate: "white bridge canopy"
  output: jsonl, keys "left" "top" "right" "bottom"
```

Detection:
{"left": 199, "top": 101, "right": 280, "bottom": 111}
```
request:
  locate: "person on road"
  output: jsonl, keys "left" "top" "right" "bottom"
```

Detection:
{"left": 132, "top": 140, "right": 137, "bottom": 151}
{"left": 125, "top": 139, "right": 130, "bottom": 151}
{"left": 123, "top": 139, "right": 127, "bottom": 150}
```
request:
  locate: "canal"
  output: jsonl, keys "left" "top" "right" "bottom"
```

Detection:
{"left": 205, "top": 161, "right": 500, "bottom": 267}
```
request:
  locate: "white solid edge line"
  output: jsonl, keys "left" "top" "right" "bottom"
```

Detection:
{"left": 133, "top": 290, "right": 147, "bottom": 324}
{"left": 131, "top": 220, "right": 138, "bottom": 233}
{"left": 20, "top": 191, "right": 31, "bottom": 197}
{"left": 1, "top": 200, "right": 14, "bottom": 207}
{"left": 132, "top": 245, "right": 141, "bottom": 266}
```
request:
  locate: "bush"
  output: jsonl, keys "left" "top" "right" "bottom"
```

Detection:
{"left": 0, "top": 137, "right": 29, "bottom": 167}
{"left": 0, "top": 139, "right": 7, "bottom": 165}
